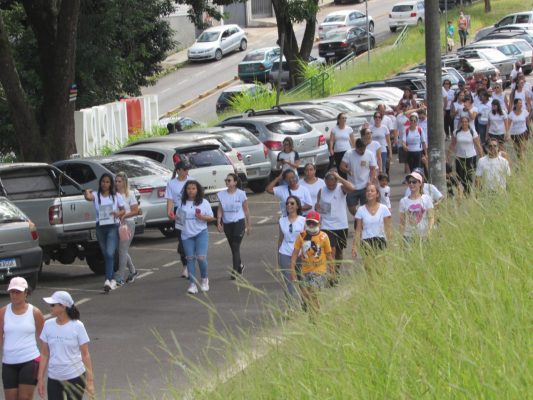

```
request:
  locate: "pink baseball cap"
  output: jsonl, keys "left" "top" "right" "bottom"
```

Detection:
{"left": 7, "top": 277, "right": 28, "bottom": 292}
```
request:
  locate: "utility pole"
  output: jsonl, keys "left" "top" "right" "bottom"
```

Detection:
{"left": 365, "top": 0, "right": 370, "bottom": 63}
{"left": 275, "top": 33, "right": 285, "bottom": 106}
{"left": 424, "top": 0, "right": 446, "bottom": 192}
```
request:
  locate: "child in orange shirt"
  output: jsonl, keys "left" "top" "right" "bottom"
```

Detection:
{"left": 290, "top": 211, "right": 333, "bottom": 313}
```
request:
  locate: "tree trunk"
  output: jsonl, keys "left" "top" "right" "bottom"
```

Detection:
{"left": 484, "top": 0, "right": 491, "bottom": 13}
{"left": 0, "top": 13, "right": 42, "bottom": 161}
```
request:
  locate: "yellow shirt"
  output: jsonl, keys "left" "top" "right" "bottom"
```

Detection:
{"left": 294, "top": 231, "right": 332, "bottom": 274}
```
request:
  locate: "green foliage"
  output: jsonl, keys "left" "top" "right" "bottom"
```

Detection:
{"left": 96, "top": 125, "right": 168, "bottom": 156}
{"left": 226, "top": 84, "right": 277, "bottom": 114}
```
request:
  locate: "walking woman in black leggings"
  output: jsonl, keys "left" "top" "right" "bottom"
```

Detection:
{"left": 217, "top": 173, "right": 251, "bottom": 279}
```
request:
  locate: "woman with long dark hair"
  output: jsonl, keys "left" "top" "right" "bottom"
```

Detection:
{"left": 299, "top": 163, "right": 325, "bottom": 211}
{"left": 84, "top": 173, "right": 125, "bottom": 291}
{"left": 37, "top": 291, "right": 94, "bottom": 400}
{"left": 487, "top": 99, "right": 509, "bottom": 153}
{"left": 0, "top": 277, "right": 44, "bottom": 400}
{"left": 180, "top": 180, "right": 215, "bottom": 294}
{"left": 217, "top": 173, "right": 251, "bottom": 279}
{"left": 508, "top": 98, "right": 530, "bottom": 160}
{"left": 329, "top": 112, "right": 355, "bottom": 178}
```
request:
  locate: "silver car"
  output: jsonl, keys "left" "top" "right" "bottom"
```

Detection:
{"left": 54, "top": 155, "right": 171, "bottom": 236}
{"left": 319, "top": 10, "right": 374, "bottom": 40}
{"left": 217, "top": 115, "right": 330, "bottom": 175}
{"left": 0, "top": 197, "right": 42, "bottom": 289}
{"left": 188, "top": 24, "right": 247, "bottom": 62}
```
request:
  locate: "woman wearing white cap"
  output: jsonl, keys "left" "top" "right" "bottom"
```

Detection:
{"left": 399, "top": 172, "right": 435, "bottom": 241}
{"left": 0, "top": 277, "right": 44, "bottom": 400}
{"left": 37, "top": 291, "right": 94, "bottom": 400}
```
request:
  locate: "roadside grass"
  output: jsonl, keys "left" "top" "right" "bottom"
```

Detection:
{"left": 178, "top": 152, "right": 532, "bottom": 399}
{"left": 98, "top": 125, "right": 168, "bottom": 156}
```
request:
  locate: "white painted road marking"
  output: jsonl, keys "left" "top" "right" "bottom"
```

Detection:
{"left": 214, "top": 238, "right": 227, "bottom": 245}
{"left": 137, "top": 271, "right": 154, "bottom": 280}
{"left": 162, "top": 260, "right": 179, "bottom": 268}
{"left": 257, "top": 217, "right": 271, "bottom": 225}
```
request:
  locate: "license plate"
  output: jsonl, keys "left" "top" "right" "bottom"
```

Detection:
{"left": 326, "top": 52, "right": 335, "bottom": 56}
{"left": 0, "top": 258, "right": 16, "bottom": 269}
{"left": 207, "top": 194, "right": 219, "bottom": 203}
{"left": 247, "top": 168, "right": 258, "bottom": 177}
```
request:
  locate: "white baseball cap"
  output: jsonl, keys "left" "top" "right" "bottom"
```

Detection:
{"left": 8, "top": 277, "right": 28, "bottom": 292}
{"left": 43, "top": 291, "right": 74, "bottom": 307}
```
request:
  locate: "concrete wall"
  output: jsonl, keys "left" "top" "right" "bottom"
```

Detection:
{"left": 163, "top": 15, "right": 197, "bottom": 50}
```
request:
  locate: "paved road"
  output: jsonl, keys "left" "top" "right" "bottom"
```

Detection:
{"left": 142, "top": 0, "right": 400, "bottom": 122}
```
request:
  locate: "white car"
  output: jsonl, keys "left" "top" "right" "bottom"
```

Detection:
{"left": 388, "top": 1, "right": 425, "bottom": 33}
{"left": 319, "top": 10, "right": 374, "bottom": 40}
{"left": 188, "top": 24, "right": 247, "bottom": 62}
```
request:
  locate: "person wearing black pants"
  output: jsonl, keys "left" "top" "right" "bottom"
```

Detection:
{"left": 217, "top": 174, "right": 251, "bottom": 279}
{"left": 443, "top": 79, "right": 455, "bottom": 139}
{"left": 455, "top": 156, "right": 477, "bottom": 194}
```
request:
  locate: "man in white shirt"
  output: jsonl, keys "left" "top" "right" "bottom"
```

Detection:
{"left": 475, "top": 138, "right": 511, "bottom": 192}
{"left": 340, "top": 139, "right": 377, "bottom": 215}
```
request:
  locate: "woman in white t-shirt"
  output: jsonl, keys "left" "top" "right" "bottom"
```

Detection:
{"left": 475, "top": 89, "right": 491, "bottom": 145}
{"left": 399, "top": 172, "right": 434, "bottom": 241}
{"left": 443, "top": 79, "right": 455, "bottom": 139}
{"left": 370, "top": 111, "right": 392, "bottom": 172}
{"left": 0, "top": 277, "right": 44, "bottom": 400}
{"left": 299, "top": 163, "right": 325, "bottom": 211}
{"left": 509, "top": 78, "right": 531, "bottom": 114}
{"left": 83, "top": 173, "right": 125, "bottom": 292}
{"left": 402, "top": 112, "right": 427, "bottom": 173}
{"left": 329, "top": 113, "right": 355, "bottom": 178}
{"left": 216, "top": 173, "right": 251, "bottom": 279}
{"left": 447, "top": 116, "right": 483, "bottom": 193}
{"left": 114, "top": 172, "right": 139, "bottom": 285}
{"left": 180, "top": 180, "right": 215, "bottom": 294}
{"left": 451, "top": 90, "right": 465, "bottom": 132}
{"left": 487, "top": 99, "right": 509, "bottom": 153}
{"left": 491, "top": 81, "right": 509, "bottom": 113}
{"left": 276, "top": 137, "right": 300, "bottom": 174}
{"left": 360, "top": 127, "right": 382, "bottom": 172}
{"left": 352, "top": 184, "right": 392, "bottom": 262}
{"left": 278, "top": 195, "right": 306, "bottom": 298}
{"left": 508, "top": 98, "right": 530, "bottom": 160}
{"left": 38, "top": 291, "right": 94, "bottom": 400}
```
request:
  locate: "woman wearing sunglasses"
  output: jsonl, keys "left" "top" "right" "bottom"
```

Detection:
{"left": 277, "top": 195, "right": 305, "bottom": 298}
{"left": 399, "top": 172, "right": 435, "bottom": 242}
{"left": 217, "top": 173, "right": 251, "bottom": 279}
{"left": 37, "top": 291, "right": 94, "bottom": 400}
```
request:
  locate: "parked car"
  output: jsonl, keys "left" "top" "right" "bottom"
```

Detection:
{"left": 0, "top": 163, "right": 107, "bottom": 274}
{"left": 467, "top": 39, "right": 532, "bottom": 74}
{"left": 347, "top": 87, "right": 406, "bottom": 105}
{"left": 481, "top": 31, "right": 533, "bottom": 48}
{"left": 158, "top": 116, "right": 202, "bottom": 131}
{"left": 388, "top": 1, "right": 425, "bottom": 33}
{"left": 216, "top": 83, "right": 270, "bottom": 114}
{"left": 187, "top": 24, "right": 247, "bottom": 62}
{"left": 0, "top": 197, "right": 42, "bottom": 289}
{"left": 268, "top": 55, "right": 326, "bottom": 89}
{"left": 217, "top": 114, "right": 329, "bottom": 175}
{"left": 457, "top": 47, "right": 515, "bottom": 83}
{"left": 439, "top": 55, "right": 498, "bottom": 86}
{"left": 349, "top": 74, "right": 427, "bottom": 99}
{"left": 238, "top": 47, "right": 280, "bottom": 83}
{"left": 474, "top": 12, "right": 533, "bottom": 41}
{"left": 319, "top": 27, "right": 375, "bottom": 63}
{"left": 54, "top": 155, "right": 171, "bottom": 237}
{"left": 487, "top": 24, "right": 533, "bottom": 38}
{"left": 319, "top": 10, "right": 374, "bottom": 40}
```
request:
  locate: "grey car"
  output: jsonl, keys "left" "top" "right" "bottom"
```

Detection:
{"left": 54, "top": 155, "right": 171, "bottom": 236}
{"left": 217, "top": 115, "right": 330, "bottom": 175}
{"left": 0, "top": 197, "right": 42, "bottom": 289}
{"left": 319, "top": 9, "right": 374, "bottom": 40}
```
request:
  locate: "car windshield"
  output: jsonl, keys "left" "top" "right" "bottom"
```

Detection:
{"left": 266, "top": 120, "right": 312, "bottom": 135}
{"left": 324, "top": 15, "right": 346, "bottom": 23}
{"left": 102, "top": 159, "right": 171, "bottom": 177}
{"left": 392, "top": 5, "right": 413, "bottom": 12}
{"left": 299, "top": 107, "right": 338, "bottom": 121}
{"left": 243, "top": 53, "right": 265, "bottom": 62}
{"left": 176, "top": 148, "right": 231, "bottom": 168}
{"left": 324, "top": 30, "right": 348, "bottom": 41}
{"left": 221, "top": 131, "right": 261, "bottom": 147}
{"left": 197, "top": 31, "right": 220, "bottom": 42}
{"left": 0, "top": 200, "right": 27, "bottom": 223}
{"left": 353, "top": 99, "right": 382, "bottom": 111}
{"left": 514, "top": 41, "right": 532, "bottom": 50}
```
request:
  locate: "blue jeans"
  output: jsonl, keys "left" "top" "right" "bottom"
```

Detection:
{"left": 96, "top": 224, "right": 119, "bottom": 281}
{"left": 182, "top": 229, "right": 209, "bottom": 284}
{"left": 381, "top": 150, "right": 388, "bottom": 173}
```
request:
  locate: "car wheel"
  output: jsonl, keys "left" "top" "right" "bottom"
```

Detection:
{"left": 248, "top": 178, "right": 268, "bottom": 194}
{"left": 159, "top": 225, "right": 180, "bottom": 238}
{"left": 239, "top": 39, "right": 247, "bottom": 51}
{"left": 215, "top": 49, "right": 223, "bottom": 61}
{"left": 390, "top": 27, "right": 397, "bottom": 33}
{"left": 368, "top": 21, "right": 374, "bottom": 32}
{"left": 86, "top": 252, "right": 105, "bottom": 275}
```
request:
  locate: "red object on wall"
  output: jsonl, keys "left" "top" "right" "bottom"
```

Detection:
{"left": 122, "top": 98, "right": 142, "bottom": 134}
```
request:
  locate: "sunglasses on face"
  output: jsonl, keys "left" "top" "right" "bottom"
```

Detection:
{"left": 49, "top": 303, "right": 60, "bottom": 307}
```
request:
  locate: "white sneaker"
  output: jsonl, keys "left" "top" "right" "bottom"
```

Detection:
{"left": 109, "top": 280, "right": 117, "bottom": 290}
{"left": 187, "top": 283, "right": 198, "bottom": 294}
{"left": 200, "top": 278, "right": 209, "bottom": 292}
{"left": 104, "top": 279, "right": 111, "bottom": 290}
{"left": 181, "top": 267, "right": 189, "bottom": 279}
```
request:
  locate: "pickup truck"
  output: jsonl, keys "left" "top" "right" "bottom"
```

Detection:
{"left": 0, "top": 163, "right": 107, "bottom": 274}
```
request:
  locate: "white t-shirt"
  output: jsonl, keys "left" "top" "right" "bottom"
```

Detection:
{"left": 217, "top": 189, "right": 247, "bottom": 223}
{"left": 453, "top": 128, "right": 478, "bottom": 158}
{"left": 404, "top": 183, "right": 444, "bottom": 204}
{"left": 277, "top": 151, "right": 300, "bottom": 173}
{"left": 341, "top": 149, "right": 377, "bottom": 190}
{"left": 366, "top": 141, "right": 382, "bottom": 170}
{"left": 477, "top": 102, "right": 491, "bottom": 125}
{"left": 475, "top": 155, "right": 511, "bottom": 191}
{"left": 165, "top": 176, "right": 192, "bottom": 229}
{"left": 40, "top": 319, "right": 90, "bottom": 381}
{"left": 396, "top": 113, "right": 409, "bottom": 132}
{"left": 508, "top": 109, "right": 529, "bottom": 135}
{"left": 299, "top": 178, "right": 325, "bottom": 211}
{"left": 370, "top": 125, "right": 390, "bottom": 152}
{"left": 278, "top": 216, "right": 306, "bottom": 256}
{"left": 488, "top": 111, "right": 508, "bottom": 135}
{"left": 93, "top": 193, "right": 124, "bottom": 226}
{"left": 318, "top": 183, "right": 348, "bottom": 230}
{"left": 273, "top": 185, "right": 312, "bottom": 217}
{"left": 402, "top": 127, "right": 426, "bottom": 152}
{"left": 332, "top": 126, "right": 354, "bottom": 152}
{"left": 443, "top": 88, "right": 455, "bottom": 110}
{"left": 179, "top": 199, "right": 214, "bottom": 240}
{"left": 453, "top": 102, "right": 465, "bottom": 129}
{"left": 378, "top": 185, "right": 392, "bottom": 210}
{"left": 382, "top": 114, "right": 395, "bottom": 132}
{"left": 355, "top": 204, "right": 391, "bottom": 240}
{"left": 399, "top": 194, "right": 434, "bottom": 238}
{"left": 120, "top": 192, "right": 137, "bottom": 222}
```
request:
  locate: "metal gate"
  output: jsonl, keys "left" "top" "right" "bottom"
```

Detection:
{"left": 252, "top": 0, "right": 273, "bottom": 18}
{"left": 224, "top": 3, "right": 247, "bottom": 27}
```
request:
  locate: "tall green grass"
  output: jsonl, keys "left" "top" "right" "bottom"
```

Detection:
{"left": 184, "top": 153, "right": 532, "bottom": 399}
